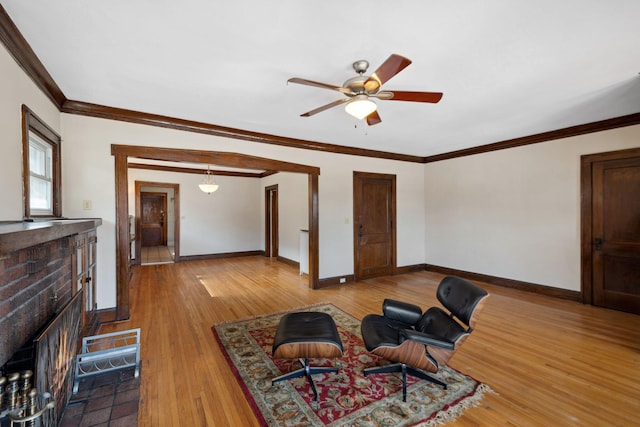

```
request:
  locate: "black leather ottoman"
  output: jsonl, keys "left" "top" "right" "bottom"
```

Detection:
{"left": 271, "top": 312, "right": 343, "bottom": 401}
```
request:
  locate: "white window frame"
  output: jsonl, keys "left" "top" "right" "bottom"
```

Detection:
{"left": 28, "top": 132, "right": 54, "bottom": 214}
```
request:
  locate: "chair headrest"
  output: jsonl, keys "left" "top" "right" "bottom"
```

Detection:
{"left": 437, "top": 276, "right": 488, "bottom": 326}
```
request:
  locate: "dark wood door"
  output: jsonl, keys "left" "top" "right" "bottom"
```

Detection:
{"left": 141, "top": 193, "right": 166, "bottom": 247}
{"left": 265, "top": 185, "right": 278, "bottom": 258}
{"left": 353, "top": 172, "right": 396, "bottom": 280}
{"left": 591, "top": 155, "right": 640, "bottom": 314}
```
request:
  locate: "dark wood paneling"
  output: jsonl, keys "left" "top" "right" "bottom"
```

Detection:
{"left": 424, "top": 264, "right": 581, "bottom": 301}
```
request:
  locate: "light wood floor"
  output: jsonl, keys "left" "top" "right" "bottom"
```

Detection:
{"left": 98, "top": 257, "right": 640, "bottom": 426}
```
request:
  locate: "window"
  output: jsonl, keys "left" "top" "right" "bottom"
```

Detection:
{"left": 22, "top": 105, "right": 61, "bottom": 218}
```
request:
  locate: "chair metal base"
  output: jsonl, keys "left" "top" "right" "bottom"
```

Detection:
{"left": 271, "top": 358, "right": 338, "bottom": 401}
{"left": 363, "top": 362, "right": 447, "bottom": 402}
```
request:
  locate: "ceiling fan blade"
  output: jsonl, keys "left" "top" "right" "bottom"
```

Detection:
{"left": 288, "top": 78, "right": 353, "bottom": 94}
{"left": 300, "top": 98, "right": 349, "bottom": 117}
{"left": 366, "top": 110, "right": 382, "bottom": 126}
{"left": 384, "top": 91, "right": 443, "bottom": 103}
{"left": 364, "top": 54, "right": 412, "bottom": 92}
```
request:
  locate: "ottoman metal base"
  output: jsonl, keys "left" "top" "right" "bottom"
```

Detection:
{"left": 271, "top": 312, "right": 343, "bottom": 401}
{"left": 271, "top": 357, "right": 339, "bottom": 401}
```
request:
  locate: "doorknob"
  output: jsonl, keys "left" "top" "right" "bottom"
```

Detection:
{"left": 594, "top": 238, "right": 603, "bottom": 251}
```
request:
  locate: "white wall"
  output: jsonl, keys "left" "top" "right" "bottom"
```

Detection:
{"left": 0, "top": 45, "right": 60, "bottom": 220}
{"left": 129, "top": 168, "right": 261, "bottom": 256}
{"left": 60, "top": 113, "right": 427, "bottom": 308}
{"left": 7, "top": 33, "right": 636, "bottom": 308}
{"left": 425, "top": 124, "right": 640, "bottom": 291}
{"left": 260, "top": 172, "right": 308, "bottom": 263}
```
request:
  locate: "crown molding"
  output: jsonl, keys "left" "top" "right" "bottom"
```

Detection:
{"left": 3, "top": 5, "right": 637, "bottom": 165}
{"left": 0, "top": 5, "right": 66, "bottom": 108}
{"left": 423, "top": 113, "right": 640, "bottom": 163}
{"left": 62, "top": 100, "right": 425, "bottom": 163}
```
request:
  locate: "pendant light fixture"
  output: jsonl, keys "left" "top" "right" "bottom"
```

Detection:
{"left": 198, "top": 165, "right": 219, "bottom": 194}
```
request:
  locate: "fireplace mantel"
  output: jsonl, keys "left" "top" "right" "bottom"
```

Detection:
{"left": 0, "top": 218, "right": 102, "bottom": 254}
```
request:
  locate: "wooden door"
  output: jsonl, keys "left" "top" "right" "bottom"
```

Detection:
{"left": 265, "top": 185, "right": 278, "bottom": 258}
{"left": 590, "top": 154, "right": 640, "bottom": 314}
{"left": 141, "top": 193, "right": 167, "bottom": 247}
{"left": 353, "top": 172, "right": 396, "bottom": 280}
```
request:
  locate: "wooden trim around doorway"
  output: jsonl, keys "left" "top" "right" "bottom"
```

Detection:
{"left": 111, "top": 144, "right": 321, "bottom": 321}
{"left": 580, "top": 146, "right": 640, "bottom": 305}
{"left": 264, "top": 185, "right": 278, "bottom": 258}
{"left": 134, "top": 181, "right": 180, "bottom": 266}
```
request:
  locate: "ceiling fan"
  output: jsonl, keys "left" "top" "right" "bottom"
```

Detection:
{"left": 288, "top": 54, "right": 443, "bottom": 126}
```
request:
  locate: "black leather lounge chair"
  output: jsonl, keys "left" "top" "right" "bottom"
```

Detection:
{"left": 360, "top": 275, "right": 489, "bottom": 401}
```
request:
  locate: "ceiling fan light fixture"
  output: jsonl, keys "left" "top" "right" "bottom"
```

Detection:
{"left": 345, "top": 95, "right": 377, "bottom": 120}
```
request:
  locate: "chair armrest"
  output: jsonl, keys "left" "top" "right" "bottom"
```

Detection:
{"left": 382, "top": 299, "right": 423, "bottom": 325}
{"left": 399, "top": 329, "right": 455, "bottom": 350}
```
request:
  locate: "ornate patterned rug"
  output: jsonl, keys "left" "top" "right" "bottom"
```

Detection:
{"left": 212, "top": 303, "right": 492, "bottom": 426}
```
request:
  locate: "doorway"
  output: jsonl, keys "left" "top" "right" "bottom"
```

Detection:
{"left": 141, "top": 192, "right": 167, "bottom": 247}
{"left": 135, "top": 181, "right": 180, "bottom": 266}
{"left": 265, "top": 185, "right": 279, "bottom": 258}
{"left": 113, "top": 145, "right": 320, "bottom": 321}
{"left": 353, "top": 172, "right": 397, "bottom": 280}
{"left": 581, "top": 147, "right": 640, "bottom": 314}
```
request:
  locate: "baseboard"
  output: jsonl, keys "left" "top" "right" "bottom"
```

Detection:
{"left": 395, "top": 264, "right": 428, "bottom": 275}
{"left": 276, "top": 255, "right": 299, "bottom": 269}
{"left": 177, "top": 250, "right": 263, "bottom": 262}
{"left": 424, "top": 264, "right": 582, "bottom": 302}
{"left": 96, "top": 308, "right": 117, "bottom": 324}
{"left": 318, "top": 274, "right": 355, "bottom": 289}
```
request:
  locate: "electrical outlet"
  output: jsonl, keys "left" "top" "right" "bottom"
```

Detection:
{"left": 82, "top": 200, "right": 92, "bottom": 210}
{"left": 339, "top": 277, "right": 346, "bottom": 284}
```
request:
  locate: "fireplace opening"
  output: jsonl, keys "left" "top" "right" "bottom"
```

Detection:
{"left": 0, "top": 291, "right": 82, "bottom": 426}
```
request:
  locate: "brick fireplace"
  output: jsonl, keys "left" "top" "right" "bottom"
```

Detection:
{"left": 0, "top": 219, "right": 101, "bottom": 425}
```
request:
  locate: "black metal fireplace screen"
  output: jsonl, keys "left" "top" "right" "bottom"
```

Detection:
{"left": 1, "top": 291, "right": 82, "bottom": 426}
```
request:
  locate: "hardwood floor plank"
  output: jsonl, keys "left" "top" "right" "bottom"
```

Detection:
{"left": 97, "top": 257, "right": 640, "bottom": 426}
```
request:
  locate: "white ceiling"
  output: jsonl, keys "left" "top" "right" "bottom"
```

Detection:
{"left": 3, "top": 0, "right": 640, "bottom": 157}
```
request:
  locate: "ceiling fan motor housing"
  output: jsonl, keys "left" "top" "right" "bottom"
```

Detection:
{"left": 343, "top": 75, "right": 374, "bottom": 96}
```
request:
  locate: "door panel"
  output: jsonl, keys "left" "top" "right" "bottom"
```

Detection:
{"left": 141, "top": 193, "right": 166, "bottom": 247}
{"left": 592, "top": 156, "right": 640, "bottom": 314}
{"left": 354, "top": 172, "right": 396, "bottom": 280}
{"left": 264, "top": 185, "right": 278, "bottom": 258}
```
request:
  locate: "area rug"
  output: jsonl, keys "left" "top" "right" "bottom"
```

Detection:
{"left": 212, "top": 303, "right": 492, "bottom": 426}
